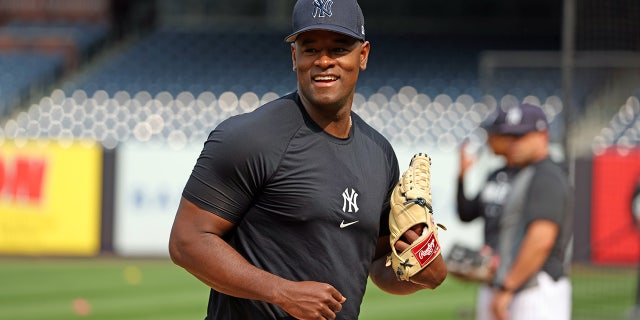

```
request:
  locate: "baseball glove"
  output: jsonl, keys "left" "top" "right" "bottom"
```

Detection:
{"left": 386, "top": 153, "right": 446, "bottom": 281}
{"left": 445, "top": 244, "right": 493, "bottom": 283}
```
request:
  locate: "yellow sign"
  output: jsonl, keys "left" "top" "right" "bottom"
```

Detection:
{"left": 0, "top": 140, "right": 102, "bottom": 255}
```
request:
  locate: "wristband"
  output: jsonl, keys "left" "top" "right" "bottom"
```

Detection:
{"left": 496, "top": 283, "right": 514, "bottom": 293}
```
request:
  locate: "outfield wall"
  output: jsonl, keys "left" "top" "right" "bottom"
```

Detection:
{"left": 1, "top": 138, "right": 639, "bottom": 265}
{"left": 113, "top": 141, "right": 200, "bottom": 256}
{"left": 0, "top": 132, "right": 638, "bottom": 265}
{"left": 0, "top": 140, "right": 102, "bottom": 256}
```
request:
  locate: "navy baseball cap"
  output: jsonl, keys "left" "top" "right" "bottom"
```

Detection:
{"left": 285, "top": 0, "right": 366, "bottom": 43}
{"left": 491, "top": 103, "right": 549, "bottom": 136}
{"left": 482, "top": 109, "right": 507, "bottom": 133}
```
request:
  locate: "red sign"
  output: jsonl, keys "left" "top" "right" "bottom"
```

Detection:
{"left": 0, "top": 156, "right": 47, "bottom": 203}
{"left": 591, "top": 147, "right": 640, "bottom": 265}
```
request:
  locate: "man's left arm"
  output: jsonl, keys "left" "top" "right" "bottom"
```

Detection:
{"left": 491, "top": 220, "right": 558, "bottom": 320}
{"left": 496, "top": 220, "right": 558, "bottom": 291}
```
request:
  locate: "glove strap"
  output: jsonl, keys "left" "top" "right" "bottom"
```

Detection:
{"left": 403, "top": 197, "right": 432, "bottom": 212}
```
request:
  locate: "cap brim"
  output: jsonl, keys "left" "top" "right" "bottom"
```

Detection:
{"left": 496, "top": 124, "right": 536, "bottom": 136}
{"left": 285, "top": 24, "right": 364, "bottom": 42}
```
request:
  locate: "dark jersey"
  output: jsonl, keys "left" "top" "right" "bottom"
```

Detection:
{"left": 457, "top": 166, "right": 520, "bottom": 249}
{"left": 520, "top": 157, "right": 573, "bottom": 280}
{"left": 182, "top": 92, "right": 400, "bottom": 320}
{"left": 494, "top": 157, "right": 573, "bottom": 287}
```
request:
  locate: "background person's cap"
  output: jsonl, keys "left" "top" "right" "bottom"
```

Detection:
{"left": 482, "top": 109, "right": 507, "bottom": 133}
{"left": 492, "top": 103, "right": 549, "bottom": 135}
{"left": 285, "top": 0, "right": 365, "bottom": 43}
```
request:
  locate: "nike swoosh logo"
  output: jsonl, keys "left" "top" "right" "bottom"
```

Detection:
{"left": 340, "top": 220, "right": 359, "bottom": 228}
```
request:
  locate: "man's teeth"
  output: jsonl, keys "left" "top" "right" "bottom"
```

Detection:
{"left": 314, "top": 76, "right": 337, "bottom": 81}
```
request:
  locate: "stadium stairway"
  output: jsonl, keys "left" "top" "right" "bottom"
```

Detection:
{"left": 0, "top": 14, "right": 113, "bottom": 122}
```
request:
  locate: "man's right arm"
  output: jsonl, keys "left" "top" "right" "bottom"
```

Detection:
{"left": 457, "top": 177, "right": 483, "bottom": 221}
{"left": 457, "top": 143, "right": 482, "bottom": 222}
{"left": 168, "top": 197, "right": 346, "bottom": 320}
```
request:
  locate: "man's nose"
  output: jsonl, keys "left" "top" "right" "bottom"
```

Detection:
{"left": 315, "top": 55, "right": 335, "bottom": 68}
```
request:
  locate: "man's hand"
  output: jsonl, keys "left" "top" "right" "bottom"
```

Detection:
{"left": 491, "top": 290, "right": 514, "bottom": 320}
{"left": 459, "top": 140, "right": 475, "bottom": 178}
{"left": 394, "top": 224, "right": 447, "bottom": 288}
{"left": 275, "top": 281, "right": 346, "bottom": 320}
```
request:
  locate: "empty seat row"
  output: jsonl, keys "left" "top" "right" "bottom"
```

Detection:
{"left": 1, "top": 88, "right": 564, "bottom": 151}
{"left": 61, "top": 28, "right": 564, "bottom": 103}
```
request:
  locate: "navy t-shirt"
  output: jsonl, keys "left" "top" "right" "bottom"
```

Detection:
{"left": 182, "top": 92, "right": 400, "bottom": 319}
{"left": 493, "top": 157, "right": 573, "bottom": 287}
{"left": 521, "top": 158, "right": 573, "bottom": 279}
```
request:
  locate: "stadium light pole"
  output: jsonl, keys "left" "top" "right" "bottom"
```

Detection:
{"left": 561, "top": 0, "right": 576, "bottom": 186}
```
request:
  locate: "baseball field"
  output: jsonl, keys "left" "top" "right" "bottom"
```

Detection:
{"left": 0, "top": 257, "right": 637, "bottom": 320}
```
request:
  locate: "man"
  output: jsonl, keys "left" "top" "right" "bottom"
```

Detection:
{"left": 168, "top": 1, "right": 446, "bottom": 319}
{"left": 455, "top": 109, "right": 521, "bottom": 318}
{"left": 488, "top": 103, "right": 574, "bottom": 320}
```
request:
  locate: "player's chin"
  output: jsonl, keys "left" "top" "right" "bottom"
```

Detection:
{"left": 313, "top": 87, "right": 342, "bottom": 105}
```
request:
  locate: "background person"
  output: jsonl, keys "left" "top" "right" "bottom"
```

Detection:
{"left": 489, "top": 103, "right": 574, "bottom": 320}
{"left": 453, "top": 109, "right": 521, "bottom": 318}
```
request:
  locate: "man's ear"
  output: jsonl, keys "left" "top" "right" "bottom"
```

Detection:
{"left": 291, "top": 43, "right": 297, "bottom": 71}
{"left": 360, "top": 41, "right": 370, "bottom": 71}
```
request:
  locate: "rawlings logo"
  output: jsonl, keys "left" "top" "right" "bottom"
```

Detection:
{"left": 418, "top": 240, "right": 435, "bottom": 259}
{"left": 411, "top": 233, "right": 440, "bottom": 267}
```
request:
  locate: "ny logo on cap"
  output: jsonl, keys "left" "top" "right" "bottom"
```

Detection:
{"left": 506, "top": 107, "right": 523, "bottom": 125}
{"left": 313, "top": 0, "right": 333, "bottom": 18}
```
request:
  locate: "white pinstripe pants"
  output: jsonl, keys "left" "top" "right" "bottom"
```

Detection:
{"left": 476, "top": 271, "right": 572, "bottom": 320}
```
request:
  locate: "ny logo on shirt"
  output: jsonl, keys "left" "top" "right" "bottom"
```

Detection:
{"left": 342, "top": 188, "right": 359, "bottom": 213}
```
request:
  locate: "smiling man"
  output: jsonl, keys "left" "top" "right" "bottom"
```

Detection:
{"left": 169, "top": 1, "right": 447, "bottom": 319}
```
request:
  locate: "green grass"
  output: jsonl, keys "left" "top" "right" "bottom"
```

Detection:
{"left": 0, "top": 258, "right": 637, "bottom": 319}
{"left": 0, "top": 258, "right": 208, "bottom": 320}
{"left": 570, "top": 264, "right": 639, "bottom": 320}
{"left": 360, "top": 276, "right": 479, "bottom": 319}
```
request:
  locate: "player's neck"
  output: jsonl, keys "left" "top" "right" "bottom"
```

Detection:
{"left": 299, "top": 97, "right": 352, "bottom": 138}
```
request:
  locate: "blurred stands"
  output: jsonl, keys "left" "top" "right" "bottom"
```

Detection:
{"left": 0, "top": 0, "right": 111, "bottom": 22}
{"left": 61, "top": 29, "right": 295, "bottom": 97}
{"left": 0, "top": 51, "right": 64, "bottom": 116}
{"left": 59, "top": 27, "right": 564, "bottom": 102}
{"left": 592, "top": 96, "right": 640, "bottom": 152}
{"left": 0, "top": 20, "right": 111, "bottom": 64}
{"left": 0, "top": 2, "right": 583, "bottom": 152}
{"left": 0, "top": 86, "right": 565, "bottom": 155}
{"left": 37, "top": 27, "right": 568, "bottom": 149}
{"left": 0, "top": 21, "right": 574, "bottom": 150}
{"left": 482, "top": 67, "right": 562, "bottom": 100}
{"left": 0, "top": 0, "right": 112, "bottom": 119}
{"left": 2, "top": 1, "right": 637, "bottom": 158}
